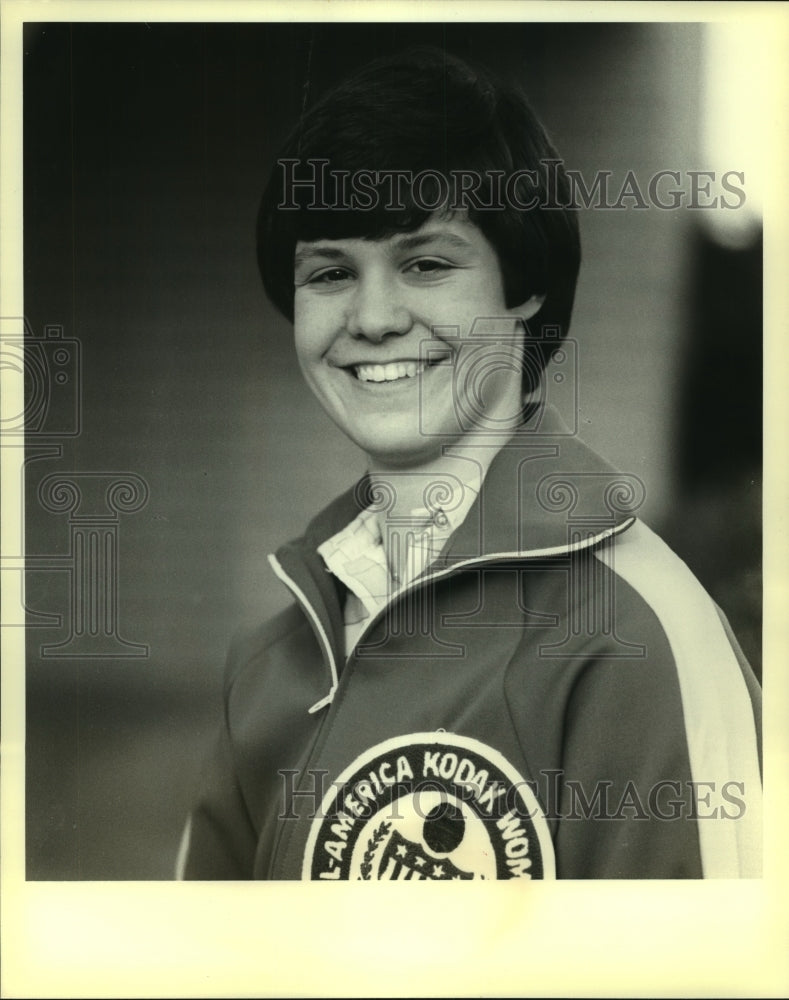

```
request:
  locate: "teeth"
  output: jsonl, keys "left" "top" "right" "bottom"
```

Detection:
{"left": 355, "top": 361, "right": 426, "bottom": 382}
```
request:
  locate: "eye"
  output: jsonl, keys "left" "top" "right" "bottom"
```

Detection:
{"left": 307, "top": 267, "right": 354, "bottom": 285}
{"left": 405, "top": 258, "right": 454, "bottom": 280}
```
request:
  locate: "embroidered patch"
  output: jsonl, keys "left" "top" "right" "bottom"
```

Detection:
{"left": 303, "top": 732, "right": 555, "bottom": 880}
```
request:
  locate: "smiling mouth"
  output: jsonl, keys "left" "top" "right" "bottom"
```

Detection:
{"left": 351, "top": 358, "right": 449, "bottom": 383}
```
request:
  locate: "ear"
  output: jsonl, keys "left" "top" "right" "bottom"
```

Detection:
{"left": 511, "top": 293, "right": 546, "bottom": 322}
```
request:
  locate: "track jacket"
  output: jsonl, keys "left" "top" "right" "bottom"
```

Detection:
{"left": 179, "top": 407, "right": 762, "bottom": 880}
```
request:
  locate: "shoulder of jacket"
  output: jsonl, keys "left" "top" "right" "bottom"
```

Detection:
{"left": 223, "top": 603, "right": 308, "bottom": 691}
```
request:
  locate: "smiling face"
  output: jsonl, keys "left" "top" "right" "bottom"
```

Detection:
{"left": 293, "top": 214, "right": 544, "bottom": 468}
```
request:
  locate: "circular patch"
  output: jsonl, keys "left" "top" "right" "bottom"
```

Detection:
{"left": 303, "top": 732, "right": 555, "bottom": 880}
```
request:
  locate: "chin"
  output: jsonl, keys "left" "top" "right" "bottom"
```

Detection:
{"left": 346, "top": 409, "right": 461, "bottom": 464}
{"left": 358, "top": 431, "right": 459, "bottom": 469}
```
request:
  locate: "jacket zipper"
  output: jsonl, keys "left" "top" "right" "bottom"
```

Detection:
{"left": 268, "top": 553, "right": 339, "bottom": 713}
{"left": 264, "top": 554, "right": 342, "bottom": 877}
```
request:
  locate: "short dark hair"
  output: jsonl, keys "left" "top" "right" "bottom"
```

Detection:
{"left": 257, "top": 46, "right": 581, "bottom": 390}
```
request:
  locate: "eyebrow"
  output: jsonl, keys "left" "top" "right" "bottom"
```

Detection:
{"left": 390, "top": 231, "right": 474, "bottom": 253}
{"left": 294, "top": 245, "right": 349, "bottom": 266}
{"left": 293, "top": 230, "right": 475, "bottom": 267}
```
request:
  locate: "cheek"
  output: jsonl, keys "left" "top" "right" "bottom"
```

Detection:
{"left": 293, "top": 299, "right": 328, "bottom": 364}
{"left": 440, "top": 282, "right": 510, "bottom": 334}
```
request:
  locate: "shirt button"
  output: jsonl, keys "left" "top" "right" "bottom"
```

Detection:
{"left": 432, "top": 510, "right": 449, "bottom": 528}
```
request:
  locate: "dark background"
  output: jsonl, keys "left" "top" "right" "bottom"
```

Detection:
{"left": 22, "top": 22, "right": 761, "bottom": 879}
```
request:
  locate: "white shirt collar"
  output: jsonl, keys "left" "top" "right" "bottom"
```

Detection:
{"left": 317, "top": 473, "right": 481, "bottom": 654}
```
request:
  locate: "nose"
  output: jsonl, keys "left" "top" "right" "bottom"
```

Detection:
{"left": 345, "top": 272, "right": 412, "bottom": 342}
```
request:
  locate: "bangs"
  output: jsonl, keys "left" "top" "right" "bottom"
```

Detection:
{"left": 281, "top": 166, "right": 486, "bottom": 243}
{"left": 286, "top": 197, "right": 434, "bottom": 247}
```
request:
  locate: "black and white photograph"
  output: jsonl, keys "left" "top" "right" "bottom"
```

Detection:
{"left": 2, "top": 1, "right": 787, "bottom": 996}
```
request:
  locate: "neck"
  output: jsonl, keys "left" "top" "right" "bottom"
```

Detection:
{"left": 365, "top": 428, "right": 515, "bottom": 518}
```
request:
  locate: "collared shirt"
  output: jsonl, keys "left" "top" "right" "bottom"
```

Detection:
{"left": 317, "top": 475, "right": 480, "bottom": 655}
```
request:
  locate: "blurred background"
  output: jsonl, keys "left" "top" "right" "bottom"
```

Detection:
{"left": 22, "top": 21, "right": 761, "bottom": 879}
